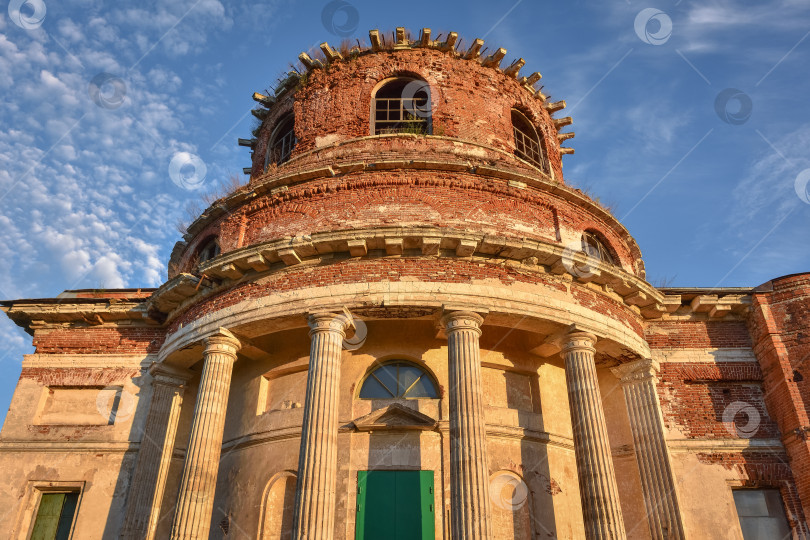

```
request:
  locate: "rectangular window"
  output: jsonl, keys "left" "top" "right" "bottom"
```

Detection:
{"left": 30, "top": 492, "right": 79, "bottom": 540}
{"left": 732, "top": 488, "right": 791, "bottom": 540}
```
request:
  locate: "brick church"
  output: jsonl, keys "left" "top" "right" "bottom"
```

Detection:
{"left": 1, "top": 26, "right": 808, "bottom": 540}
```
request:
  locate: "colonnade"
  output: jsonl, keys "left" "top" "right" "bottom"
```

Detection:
{"left": 131, "top": 317, "right": 685, "bottom": 540}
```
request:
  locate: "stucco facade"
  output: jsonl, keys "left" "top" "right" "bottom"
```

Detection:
{"left": 1, "top": 27, "right": 809, "bottom": 540}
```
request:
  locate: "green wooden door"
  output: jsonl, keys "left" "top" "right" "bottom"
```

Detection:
{"left": 356, "top": 470, "right": 435, "bottom": 540}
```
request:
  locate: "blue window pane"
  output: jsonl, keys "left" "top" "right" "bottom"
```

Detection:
{"left": 404, "top": 374, "right": 438, "bottom": 398}
{"left": 359, "top": 362, "right": 438, "bottom": 399}
{"left": 359, "top": 376, "right": 395, "bottom": 398}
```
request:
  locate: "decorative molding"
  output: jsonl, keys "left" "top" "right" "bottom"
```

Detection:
{"left": 153, "top": 225, "right": 666, "bottom": 324}
{"left": 343, "top": 403, "right": 438, "bottom": 432}
{"left": 610, "top": 358, "right": 659, "bottom": 383}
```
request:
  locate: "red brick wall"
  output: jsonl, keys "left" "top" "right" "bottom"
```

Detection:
{"left": 749, "top": 273, "right": 810, "bottom": 520}
{"left": 658, "top": 362, "right": 779, "bottom": 439}
{"left": 282, "top": 48, "right": 564, "bottom": 180}
{"left": 32, "top": 327, "right": 165, "bottom": 354}
{"left": 645, "top": 320, "right": 752, "bottom": 349}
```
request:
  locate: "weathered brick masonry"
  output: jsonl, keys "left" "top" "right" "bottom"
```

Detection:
{"left": 1, "top": 27, "right": 808, "bottom": 540}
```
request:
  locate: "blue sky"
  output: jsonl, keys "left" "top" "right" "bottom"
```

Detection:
{"left": 1, "top": 0, "right": 809, "bottom": 426}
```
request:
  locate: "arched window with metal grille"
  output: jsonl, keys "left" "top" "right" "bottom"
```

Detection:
{"left": 358, "top": 361, "right": 439, "bottom": 399}
{"left": 581, "top": 231, "right": 616, "bottom": 266}
{"left": 197, "top": 236, "right": 220, "bottom": 263}
{"left": 372, "top": 78, "right": 432, "bottom": 135}
{"left": 511, "top": 109, "right": 548, "bottom": 172}
{"left": 264, "top": 113, "right": 296, "bottom": 169}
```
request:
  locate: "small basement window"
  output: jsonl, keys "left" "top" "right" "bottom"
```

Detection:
{"left": 732, "top": 489, "right": 791, "bottom": 539}
{"left": 359, "top": 361, "right": 438, "bottom": 399}
{"left": 581, "top": 231, "right": 615, "bottom": 265}
{"left": 265, "top": 114, "right": 296, "bottom": 168}
{"left": 372, "top": 78, "right": 432, "bottom": 135}
{"left": 30, "top": 491, "right": 80, "bottom": 540}
{"left": 511, "top": 109, "right": 548, "bottom": 172}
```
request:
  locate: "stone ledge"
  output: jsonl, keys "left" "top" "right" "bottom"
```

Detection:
{"left": 155, "top": 226, "right": 661, "bottom": 323}
{"left": 666, "top": 438, "right": 783, "bottom": 453}
{"left": 0, "top": 441, "right": 140, "bottom": 453}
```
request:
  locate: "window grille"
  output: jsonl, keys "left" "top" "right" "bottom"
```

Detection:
{"left": 511, "top": 109, "right": 548, "bottom": 172}
{"left": 372, "top": 78, "right": 431, "bottom": 135}
{"left": 265, "top": 115, "right": 296, "bottom": 168}
{"left": 581, "top": 232, "right": 615, "bottom": 265}
{"left": 198, "top": 237, "right": 220, "bottom": 263}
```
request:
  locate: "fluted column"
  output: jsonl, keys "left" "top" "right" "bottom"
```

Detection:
{"left": 611, "top": 359, "right": 686, "bottom": 540}
{"left": 121, "top": 363, "right": 191, "bottom": 540}
{"left": 170, "top": 328, "right": 241, "bottom": 540}
{"left": 563, "top": 330, "right": 626, "bottom": 540}
{"left": 292, "top": 312, "right": 353, "bottom": 540}
{"left": 441, "top": 311, "right": 492, "bottom": 540}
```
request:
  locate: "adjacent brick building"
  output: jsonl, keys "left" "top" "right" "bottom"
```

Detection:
{"left": 1, "top": 27, "right": 808, "bottom": 540}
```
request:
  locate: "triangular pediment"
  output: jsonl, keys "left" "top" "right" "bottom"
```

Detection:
{"left": 345, "top": 403, "right": 437, "bottom": 432}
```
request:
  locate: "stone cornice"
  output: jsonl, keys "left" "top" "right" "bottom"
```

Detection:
{"left": 153, "top": 226, "right": 663, "bottom": 325}
{"left": 1, "top": 298, "right": 157, "bottom": 334}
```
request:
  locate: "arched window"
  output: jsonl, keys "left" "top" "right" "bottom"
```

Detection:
{"left": 265, "top": 114, "right": 296, "bottom": 169}
{"left": 359, "top": 361, "right": 438, "bottom": 399}
{"left": 372, "top": 78, "right": 431, "bottom": 135}
{"left": 511, "top": 109, "right": 548, "bottom": 172}
{"left": 197, "top": 236, "right": 220, "bottom": 263}
{"left": 581, "top": 231, "right": 615, "bottom": 265}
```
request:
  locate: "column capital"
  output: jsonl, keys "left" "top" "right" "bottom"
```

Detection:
{"left": 203, "top": 327, "right": 241, "bottom": 358}
{"left": 610, "top": 358, "right": 660, "bottom": 384}
{"left": 440, "top": 310, "right": 485, "bottom": 334}
{"left": 562, "top": 328, "right": 597, "bottom": 354}
{"left": 307, "top": 310, "right": 354, "bottom": 337}
{"left": 148, "top": 362, "right": 194, "bottom": 386}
